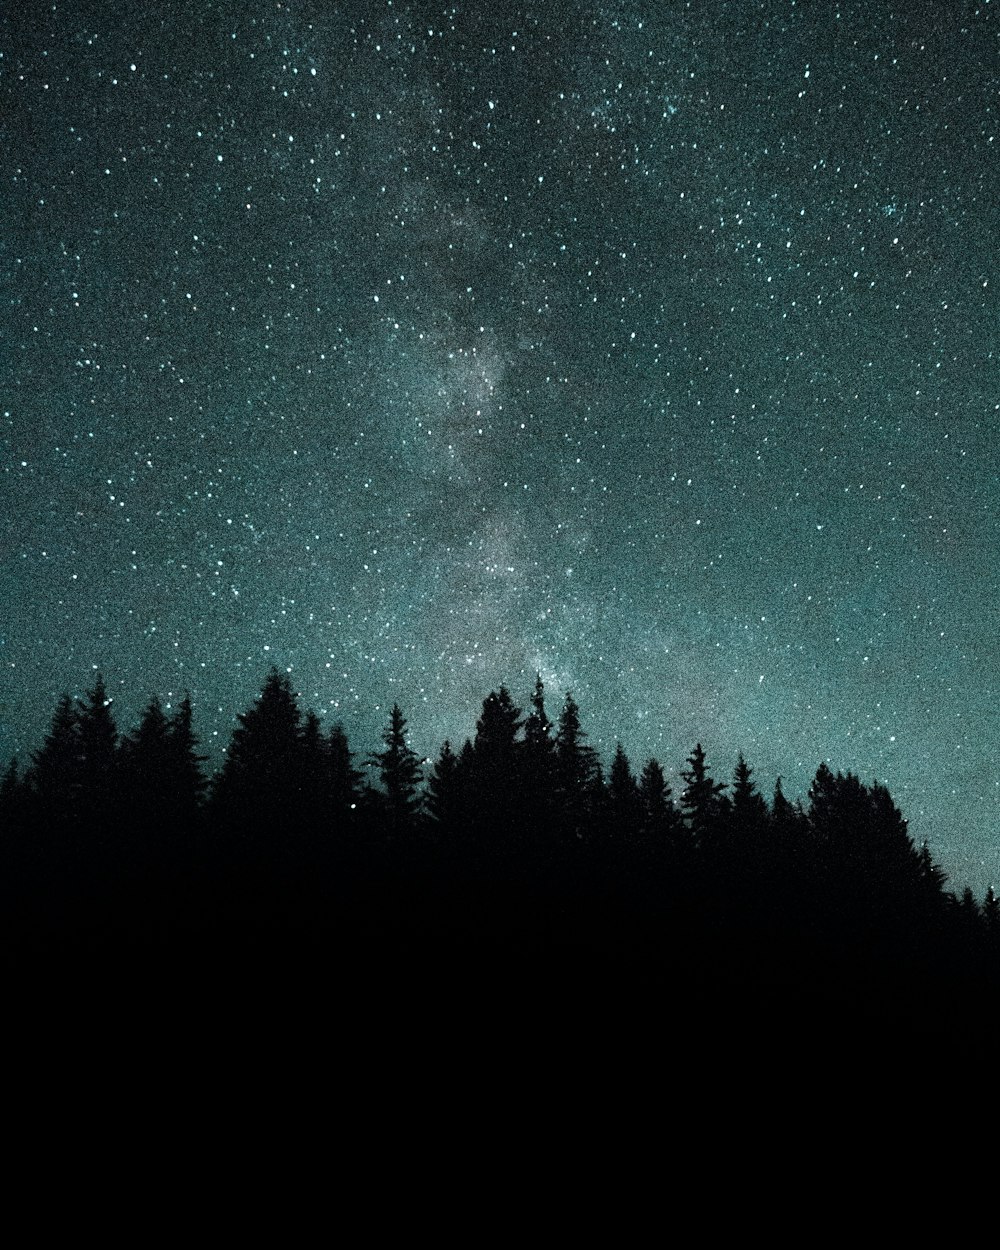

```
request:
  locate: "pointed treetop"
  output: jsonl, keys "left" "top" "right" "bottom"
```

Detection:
{"left": 524, "top": 673, "right": 553, "bottom": 746}
{"left": 474, "top": 686, "right": 523, "bottom": 759}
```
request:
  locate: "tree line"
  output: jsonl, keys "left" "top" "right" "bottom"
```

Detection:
{"left": 1, "top": 667, "right": 998, "bottom": 1037}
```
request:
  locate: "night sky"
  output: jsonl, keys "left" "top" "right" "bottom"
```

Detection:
{"left": 2, "top": 1, "right": 997, "bottom": 894}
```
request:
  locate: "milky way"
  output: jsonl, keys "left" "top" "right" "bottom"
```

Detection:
{"left": 2, "top": 1, "right": 997, "bottom": 893}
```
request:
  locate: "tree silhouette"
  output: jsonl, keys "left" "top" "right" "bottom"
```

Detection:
{"left": 211, "top": 668, "right": 304, "bottom": 830}
{"left": 426, "top": 739, "right": 462, "bottom": 835}
{"left": 470, "top": 687, "right": 524, "bottom": 827}
{"left": 523, "top": 674, "right": 553, "bottom": 753}
{"left": 916, "top": 841, "right": 948, "bottom": 894}
{"left": 554, "top": 692, "right": 600, "bottom": 836}
{"left": 521, "top": 674, "right": 555, "bottom": 827}
{"left": 730, "top": 754, "right": 768, "bottom": 829}
{"left": 637, "top": 757, "right": 682, "bottom": 842}
{"left": 327, "top": 722, "right": 363, "bottom": 821}
{"left": 473, "top": 687, "right": 523, "bottom": 761}
{"left": 298, "top": 709, "right": 327, "bottom": 813}
{"left": 5, "top": 663, "right": 995, "bottom": 1050}
{"left": 770, "top": 777, "right": 800, "bottom": 835}
{"left": 168, "top": 693, "right": 208, "bottom": 818}
{"left": 679, "top": 743, "right": 726, "bottom": 847}
{"left": 367, "top": 704, "right": 423, "bottom": 834}
{"left": 608, "top": 743, "right": 642, "bottom": 836}
{"left": 118, "top": 695, "right": 172, "bottom": 857}
{"left": 29, "top": 693, "right": 82, "bottom": 823}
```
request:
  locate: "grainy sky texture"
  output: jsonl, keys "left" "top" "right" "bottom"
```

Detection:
{"left": 2, "top": 1, "right": 997, "bottom": 892}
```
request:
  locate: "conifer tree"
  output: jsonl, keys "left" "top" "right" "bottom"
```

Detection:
{"left": 77, "top": 675, "right": 118, "bottom": 773}
{"left": 76, "top": 674, "right": 119, "bottom": 826}
{"left": 167, "top": 693, "right": 208, "bottom": 816}
{"left": 555, "top": 693, "right": 599, "bottom": 789}
{"left": 298, "top": 709, "right": 326, "bottom": 812}
{"left": 368, "top": 704, "right": 423, "bottom": 832}
{"left": 638, "top": 757, "right": 682, "bottom": 840}
{"left": 470, "top": 687, "right": 523, "bottom": 822}
{"left": 608, "top": 743, "right": 641, "bottom": 834}
{"left": 730, "top": 754, "right": 768, "bottom": 828}
{"left": 427, "top": 739, "right": 464, "bottom": 835}
{"left": 808, "top": 766, "right": 920, "bottom": 879}
{"left": 521, "top": 674, "right": 555, "bottom": 827}
{"left": 473, "top": 687, "right": 523, "bottom": 761}
{"left": 982, "top": 886, "right": 1000, "bottom": 955}
{"left": 212, "top": 668, "right": 304, "bottom": 826}
{"left": 523, "top": 674, "right": 553, "bottom": 755}
{"left": 554, "top": 692, "right": 601, "bottom": 835}
{"left": 916, "top": 841, "right": 948, "bottom": 894}
{"left": 29, "top": 693, "right": 83, "bottom": 818}
{"left": 679, "top": 743, "right": 726, "bottom": 846}
{"left": 119, "top": 695, "right": 172, "bottom": 821}
{"left": 327, "top": 723, "right": 362, "bottom": 819}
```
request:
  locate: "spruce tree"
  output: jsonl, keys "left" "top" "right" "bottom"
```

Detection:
{"left": 554, "top": 692, "right": 600, "bottom": 837}
{"left": 368, "top": 704, "right": 423, "bottom": 833}
{"left": 523, "top": 674, "right": 553, "bottom": 755}
{"left": 427, "top": 739, "right": 464, "bottom": 836}
{"left": 771, "top": 777, "right": 798, "bottom": 830}
{"left": 608, "top": 743, "right": 641, "bottom": 835}
{"left": 167, "top": 693, "right": 208, "bottom": 817}
{"left": 212, "top": 668, "right": 304, "bottom": 828}
{"left": 299, "top": 709, "right": 327, "bottom": 814}
{"left": 119, "top": 695, "right": 173, "bottom": 837}
{"left": 473, "top": 687, "right": 523, "bottom": 762}
{"left": 29, "top": 693, "right": 83, "bottom": 820}
{"left": 679, "top": 743, "right": 726, "bottom": 847}
{"left": 76, "top": 674, "right": 120, "bottom": 828}
{"left": 328, "top": 723, "right": 362, "bottom": 819}
{"left": 638, "top": 757, "right": 681, "bottom": 839}
{"left": 916, "top": 841, "right": 948, "bottom": 895}
{"left": 470, "top": 687, "right": 523, "bottom": 824}
{"left": 521, "top": 674, "right": 555, "bottom": 828}
{"left": 77, "top": 675, "right": 118, "bottom": 774}
{"left": 730, "top": 754, "right": 768, "bottom": 828}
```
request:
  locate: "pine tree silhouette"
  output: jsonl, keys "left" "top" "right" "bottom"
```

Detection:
{"left": 367, "top": 704, "right": 423, "bottom": 834}
{"left": 427, "top": 739, "right": 466, "bottom": 839}
{"left": 637, "top": 757, "right": 682, "bottom": 841}
{"left": 327, "top": 722, "right": 363, "bottom": 820}
{"left": 29, "top": 693, "right": 82, "bottom": 823}
{"left": 211, "top": 668, "right": 304, "bottom": 834}
{"left": 554, "top": 692, "right": 600, "bottom": 837}
{"left": 679, "top": 743, "right": 726, "bottom": 847}
{"left": 470, "top": 687, "right": 524, "bottom": 829}
{"left": 608, "top": 743, "right": 641, "bottom": 836}
{"left": 521, "top": 674, "right": 555, "bottom": 829}
{"left": 524, "top": 674, "right": 553, "bottom": 752}
{"left": 5, "top": 663, "right": 995, "bottom": 1049}
{"left": 730, "top": 754, "right": 768, "bottom": 829}
{"left": 167, "top": 693, "right": 208, "bottom": 818}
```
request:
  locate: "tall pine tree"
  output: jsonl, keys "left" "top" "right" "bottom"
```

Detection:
{"left": 367, "top": 704, "right": 423, "bottom": 834}
{"left": 679, "top": 743, "right": 726, "bottom": 848}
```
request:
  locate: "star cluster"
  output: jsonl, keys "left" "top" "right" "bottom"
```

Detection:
{"left": 2, "top": 1, "right": 997, "bottom": 892}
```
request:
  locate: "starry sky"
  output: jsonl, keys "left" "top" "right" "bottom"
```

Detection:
{"left": 2, "top": 1, "right": 997, "bottom": 893}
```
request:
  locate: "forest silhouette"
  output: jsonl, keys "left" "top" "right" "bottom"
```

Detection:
{"left": 2, "top": 668, "right": 998, "bottom": 1057}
